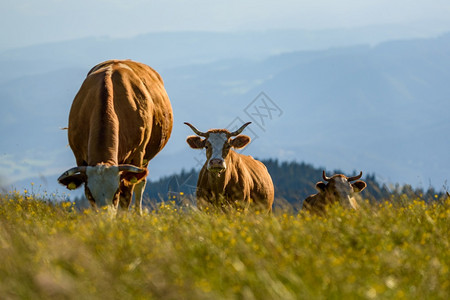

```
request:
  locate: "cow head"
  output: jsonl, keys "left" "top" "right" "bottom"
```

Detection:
{"left": 315, "top": 171, "right": 367, "bottom": 209}
{"left": 185, "top": 122, "right": 251, "bottom": 173}
{"left": 58, "top": 164, "right": 148, "bottom": 208}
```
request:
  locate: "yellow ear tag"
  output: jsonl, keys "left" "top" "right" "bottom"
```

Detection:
{"left": 68, "top": 182, "right": 77, "bottom": 190}
{"left": 130, "top": 177, "right": 138, "bottom": 184}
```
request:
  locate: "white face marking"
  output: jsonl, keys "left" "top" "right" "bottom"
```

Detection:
{"left": 86, "top": 165, "right": 120, "bottom": 207}
{"left": 207, "top": 133, "right": 228, "bottom": 169}
{"left": 334, "top": 177, "right": 352, "bottom": 191}
{"left": 332, "top": 177, "right": 357, "bottom": 208}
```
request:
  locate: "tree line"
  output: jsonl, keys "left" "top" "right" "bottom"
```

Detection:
{"left": 71, "top": 159, "right": 446, "bottom": 210}
{"left": 141, "top": 159, "right": 446, "bottom": 210}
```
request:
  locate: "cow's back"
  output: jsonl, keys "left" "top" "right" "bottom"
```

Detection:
{"left": 230, "top": 153, "right": 274, "bottom": 211}
{"left": 302, "top": 194, "right": 316, "bottom": 211}
{"left": 302, "top": 193, "right": 327, "bottom": 213}
{"left": 68, "top": 60, "right": 173, "bottom": 166}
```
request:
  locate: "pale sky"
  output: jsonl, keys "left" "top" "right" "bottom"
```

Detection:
{"left": 1, "top": 0, "right": 450, "bottom": 50}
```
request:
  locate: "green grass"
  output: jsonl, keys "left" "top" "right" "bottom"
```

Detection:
{"left": 0, "top": 190, "right": 449, "bottom": 299}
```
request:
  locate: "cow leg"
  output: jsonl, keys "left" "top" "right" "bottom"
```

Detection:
{"left": 119, "top": 185, "right": 133, "bottom": 212}
{"left": 134, "top": 178, "right": 146, "bottom": 215}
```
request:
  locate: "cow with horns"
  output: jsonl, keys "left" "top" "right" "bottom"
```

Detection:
{"left": 58, "top": 60, "right": 173, "bottom": 214}
{"left": 185, "top": 122, "right": 274, "bottom": 213}
{"left": 302, "top": 171, "right": 367, "bottom": 213}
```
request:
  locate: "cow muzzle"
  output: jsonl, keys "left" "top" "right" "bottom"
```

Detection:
{"left": 339, "top": 195, "right": 359, "bottom": 210}
{"left": 208, "top": 159, "right": 226, "bottom": 172}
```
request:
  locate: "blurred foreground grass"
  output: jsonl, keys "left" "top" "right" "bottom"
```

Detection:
{"left": 0, "top": 190, "right": 449, "bottom": 299}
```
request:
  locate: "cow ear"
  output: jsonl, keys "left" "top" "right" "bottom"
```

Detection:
{"left": 58, "top": 174, "right": 85, "bottom": 190}
{"left": 121, "top": 168, "right": 148, "bottom": 185}
{"left": 315, "top": 181, "right": 327, "bottom": 192}
{"left": 231, "top": 135, "right": 250, "bottom": 149}
{"left": 352, "top": 180, "right": 367, "bottom": 192}
{"left": 186, "top": 136, "right": 205, "bottom": 149}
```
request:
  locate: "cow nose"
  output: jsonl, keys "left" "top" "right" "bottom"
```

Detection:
{"left": 209, "top": 159, "right": 224, "bottom": 167}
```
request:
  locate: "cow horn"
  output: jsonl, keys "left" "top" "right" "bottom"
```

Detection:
{"left": 118, "top": 165, "right": 147, "bottom": 173}
{"left": 58, "top": 166, "right": 87, "bottom": 181}
{"left": 184, "top": 122, "right": 208, "bottom": 137}
{"left": 347, "top": 171, "right": 363, "bottom": 182}
{"left": 229, "top": 122, "right": 251, "bottom": 136}
{"left": 322, "top": 170, "right": 331, "bottom": 182}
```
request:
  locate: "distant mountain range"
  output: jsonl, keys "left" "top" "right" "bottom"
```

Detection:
{"left": 0, "top": 30, "right": 449, "bottom": 195}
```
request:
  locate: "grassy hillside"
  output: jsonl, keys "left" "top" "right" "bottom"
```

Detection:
{"left": 1, "top": 190, "right": 449, "bottom": 299}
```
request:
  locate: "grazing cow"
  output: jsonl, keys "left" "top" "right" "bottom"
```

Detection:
{"left": 58, "top": 60, "right": 173, "bottom": 214}
{"left": 303, "top": 171, "right": 367, "bottom": 213}
{"left": 185, "top": 122, "right": 274, "bottom": 213}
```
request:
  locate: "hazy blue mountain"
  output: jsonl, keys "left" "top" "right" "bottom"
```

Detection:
{"left": 1, "top": 30, "right": 449, "bottom": 195}
{"left": 157, "top": 35, "right": 450, "bottom": 190}
{"left": 1, "top": 27, "right": 443, "bottom": 82}
{"left": 251, "top": 34, "right": 450, "bottom": 188}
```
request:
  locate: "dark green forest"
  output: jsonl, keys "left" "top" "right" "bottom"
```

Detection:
{"left": 72, "top": 159, "right": 446, "bottom": 210}
{"left": 141, "top": 159, "right": 445, "bottom": 211}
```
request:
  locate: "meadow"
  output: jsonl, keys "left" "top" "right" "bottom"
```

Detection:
{"left": 0, "top": 190, "right": 449, "bottom": 299}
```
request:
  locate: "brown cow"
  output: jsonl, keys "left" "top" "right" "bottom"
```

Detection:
{"left": 303, "top": 171, "right": 367, "bottom": 213}
{"left": 185, "top": 122, "right": 274, "bottom": 213}
{"left": 58, "top": 60, "right": 173, "bottom": 214}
